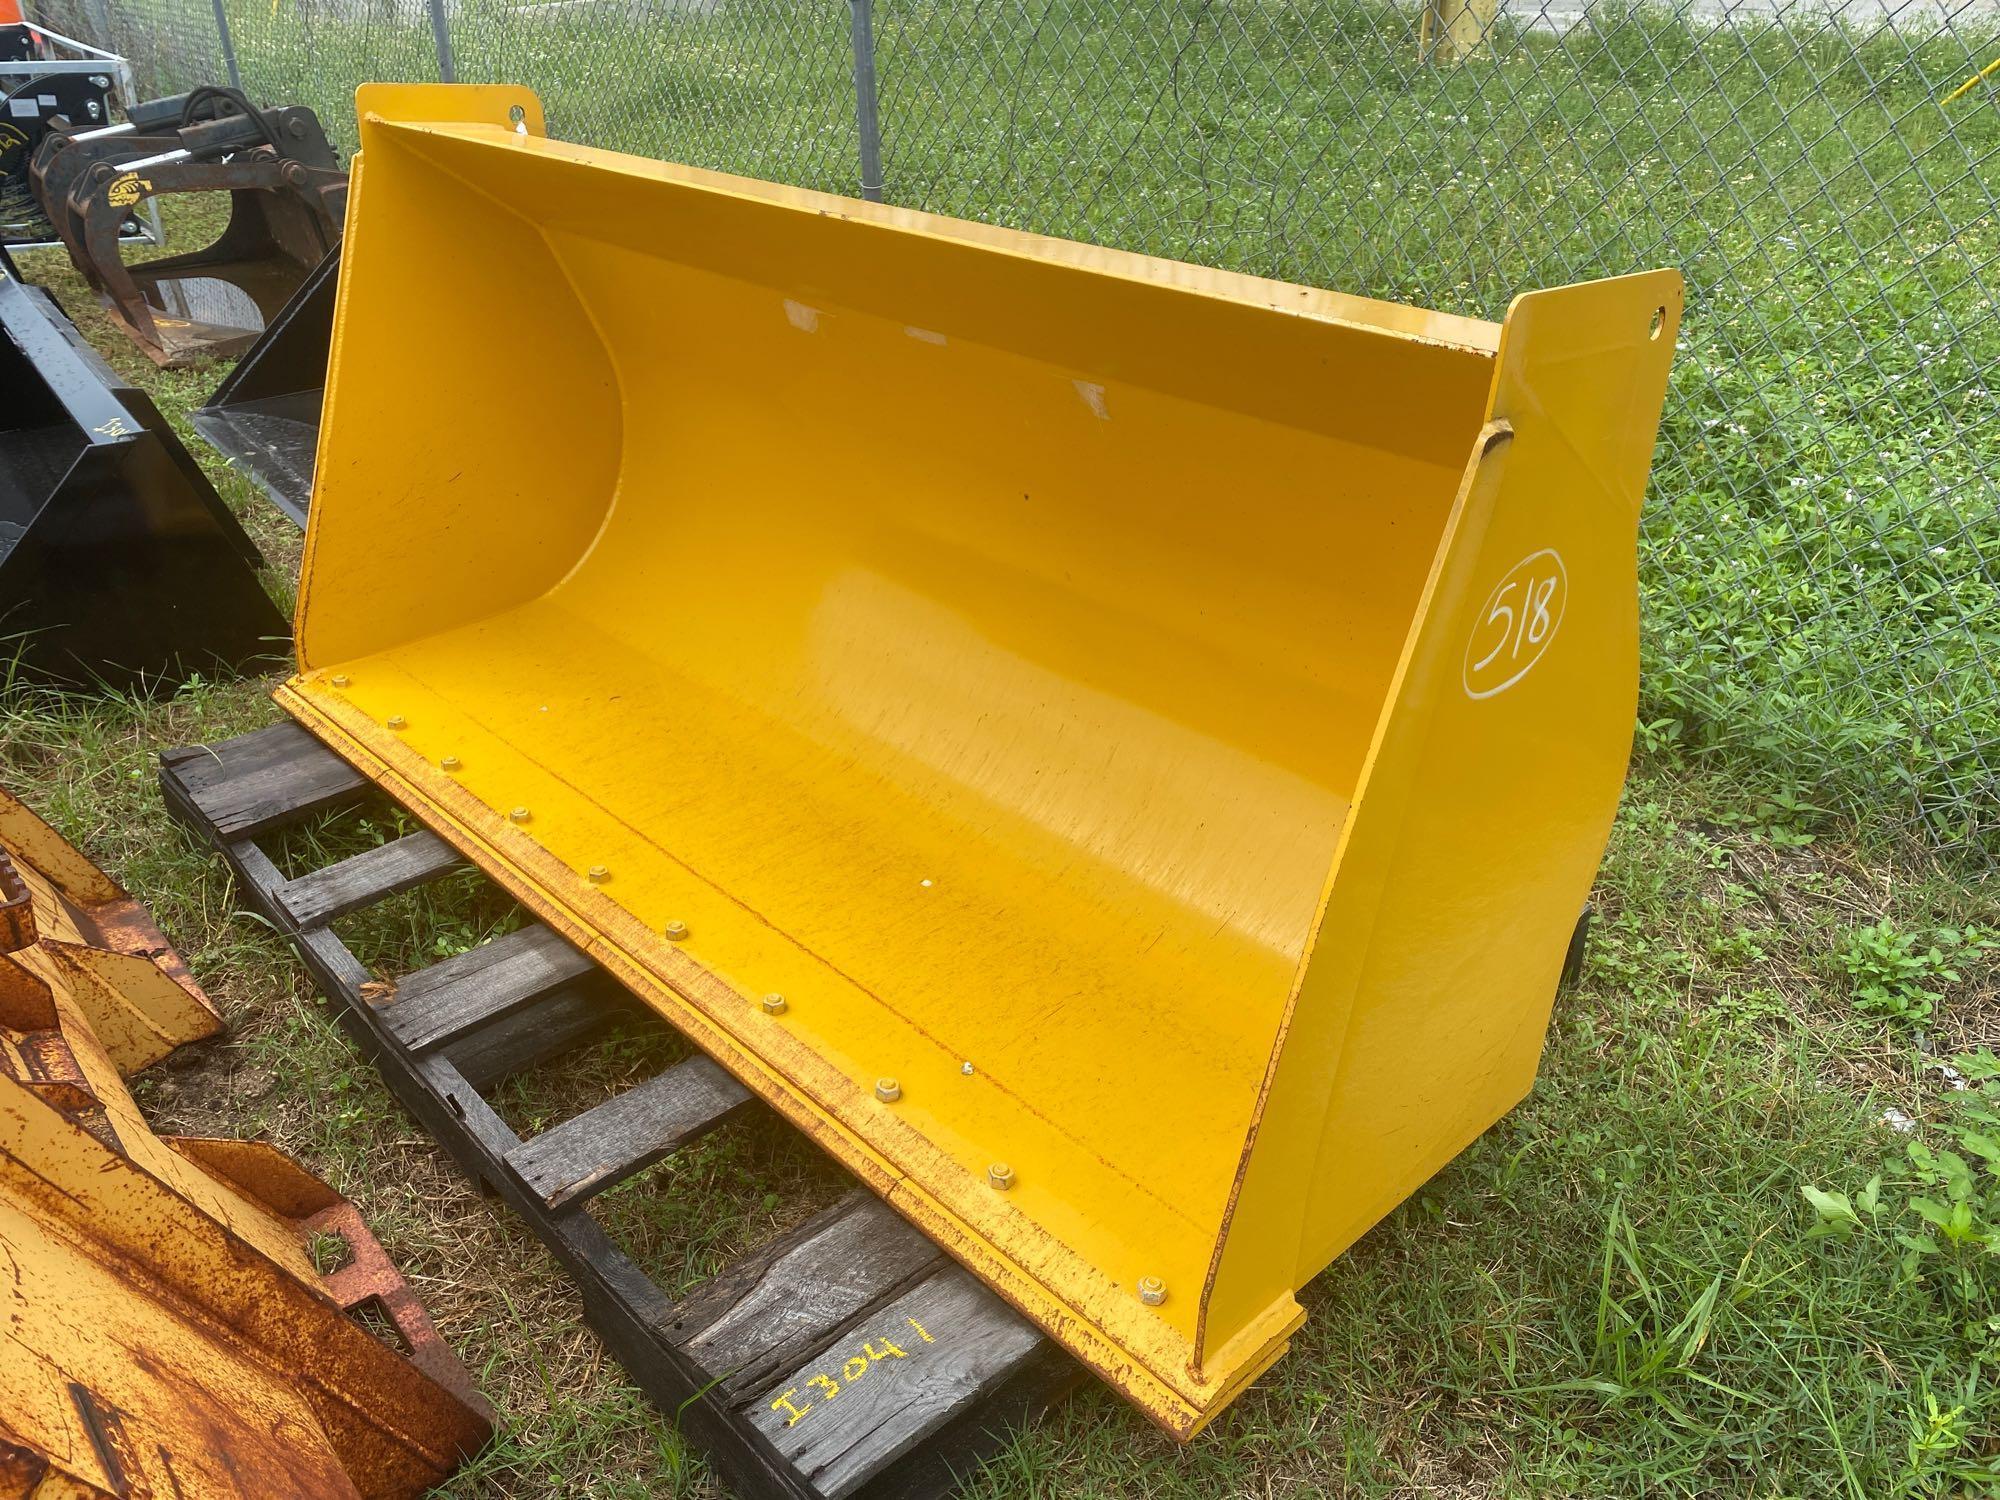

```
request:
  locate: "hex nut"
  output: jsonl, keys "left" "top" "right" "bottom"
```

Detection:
{"left": 1137, "top": 1276, "right": 1168, "bottom": 1307}
{"left": 664, "top": 920, "right": 689, "bottom": 940}
{"left": 874, "top": 1078, "right": 902, "bottom": 1103}
{"left": 762, "top": 993, "right": 788, "bottom": 1015}
{"left": 987, "top": 1163, "right": 1015, "bottom": 1191}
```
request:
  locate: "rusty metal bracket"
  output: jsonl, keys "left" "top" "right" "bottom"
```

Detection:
{"left": 0, "top": 851, "right": 35, "bottom": 953}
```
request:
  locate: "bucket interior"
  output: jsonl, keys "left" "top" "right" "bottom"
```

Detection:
{"left": 0, "top": 321, "right": 80, "bottom": 546}
{"left": 297, "top": 121, "right": 1503, "bottom": 1314}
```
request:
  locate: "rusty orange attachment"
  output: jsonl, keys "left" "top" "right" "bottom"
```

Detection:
{"left": 0, "top": 786, "right": 492, "bottom": 1497}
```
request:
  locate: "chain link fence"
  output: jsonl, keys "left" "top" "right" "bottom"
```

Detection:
{"left": 22, "top": 0, "right": 2000, "bottom": 856}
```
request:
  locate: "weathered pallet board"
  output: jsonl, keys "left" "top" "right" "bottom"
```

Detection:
{"left": 162, "top": 721, "right": 369, "bottom": 839}
{"left": 507, "top": 1055, "right": 753, "bottom": 1211}
{"left": 273, "top": 828, "right": 463, "bottom": 928}
{"left": 160, "top": 724, "right": 1076, "bottom": 1500}
{"left": 382, "top": 924, "right": 598, "bottom": 1054}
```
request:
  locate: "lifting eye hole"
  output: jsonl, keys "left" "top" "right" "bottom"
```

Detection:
{"left": 508, "top": 104, "right": 527, "bottom": 131}
{"left": 1649, "top": 305, "right": 1666, "bottom": 340}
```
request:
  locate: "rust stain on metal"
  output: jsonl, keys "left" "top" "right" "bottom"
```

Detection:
{"left": 0, "top": 784, "right": 493, "bottom": 1496}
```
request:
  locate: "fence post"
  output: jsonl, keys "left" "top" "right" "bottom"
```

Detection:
{"left": 427, "top": 0, "right": 455, "bottom": 84}
{"left": 846, "top": 0, "right": 883, "bottom": 201}
{"left": 1418, "top": 0, "right": 1498, "bottom": 64}
{"left": 207, "top": 0, "right": 242, "bottom": 91}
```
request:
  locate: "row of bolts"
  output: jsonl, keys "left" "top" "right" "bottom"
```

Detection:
{"left": 333, "top": 674, "right": 1170, "bottom": 1310}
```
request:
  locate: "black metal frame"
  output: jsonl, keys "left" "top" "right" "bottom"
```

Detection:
{"left": 1, "top": 71, "right": 115, "bottom": 246}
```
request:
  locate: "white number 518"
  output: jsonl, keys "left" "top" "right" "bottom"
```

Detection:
{"left": 1463, "top": 549, "right": 1567, "bottom": 699}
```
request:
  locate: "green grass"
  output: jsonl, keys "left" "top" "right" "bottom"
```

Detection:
{"left": 858, "top": 0, "right": 2000, "bottom": 852}
{"left": 7, "top": 10, "right": 2000, "bottom": 1492}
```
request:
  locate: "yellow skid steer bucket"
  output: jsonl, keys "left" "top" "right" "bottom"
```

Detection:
{"left": 283, "top": 84, "right": 1681, "bottom": 1437}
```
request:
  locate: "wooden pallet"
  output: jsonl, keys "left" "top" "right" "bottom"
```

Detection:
{"left": 160, "top": 722, "right": 1077, "bottom": 1500}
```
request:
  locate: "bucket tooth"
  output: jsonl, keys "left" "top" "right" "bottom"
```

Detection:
{"left": 282, "top": 82, "right": 1681, "bottom": 1435}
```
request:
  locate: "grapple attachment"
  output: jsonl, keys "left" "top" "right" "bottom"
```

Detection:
{"left": 281, "top": 83, "right": 1681, "bottom": 1435}
{"left": 32, "top": 91, "right": 345, "bottom": 365}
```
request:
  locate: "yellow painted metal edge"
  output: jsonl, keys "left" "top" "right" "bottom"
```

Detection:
{"left": 275, "top": 680, "right": 1302, "bottom": 1437}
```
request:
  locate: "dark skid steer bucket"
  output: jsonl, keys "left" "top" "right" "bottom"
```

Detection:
{"left": 192, "top": 242, "right": 336, "bottom": 525}
{"left": 0, "top": 266, "right": 288, "bottom": 687}
{"left": 283, "top": 84, "right": 1681, "bottom": 1437}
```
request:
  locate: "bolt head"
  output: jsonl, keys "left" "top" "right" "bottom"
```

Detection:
{"left": 386, "top": 715, "right": 408, "bottom": 731}
{"left": 761, "top": 993, "right": 788, "bottom": 1015}
{"left": 587, "top": 865, "right": 610, "bottom": 883}
{"left": 509, "top": 807, "right": 532, "bottom": 824}
{"left": 329, "top": 673, "right": 351, "bottom": 688}
{"left": 440, "top": 755, "right": 462, "bottom": 772}
{"left": 664, "top": 920, "right": 689, "bottom": 940}
{"left": 961, "top": 1061, "right": 975, "bottom": 1076}
{"left": 1137, "top": 1276, "right": 1167, "bottom": 1307}
{"left": 874, "top": 1078, "right": 902, "bottom": 1103}
{"left": 987, "top": 1162, "right": 1015, "bottom": 1190}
